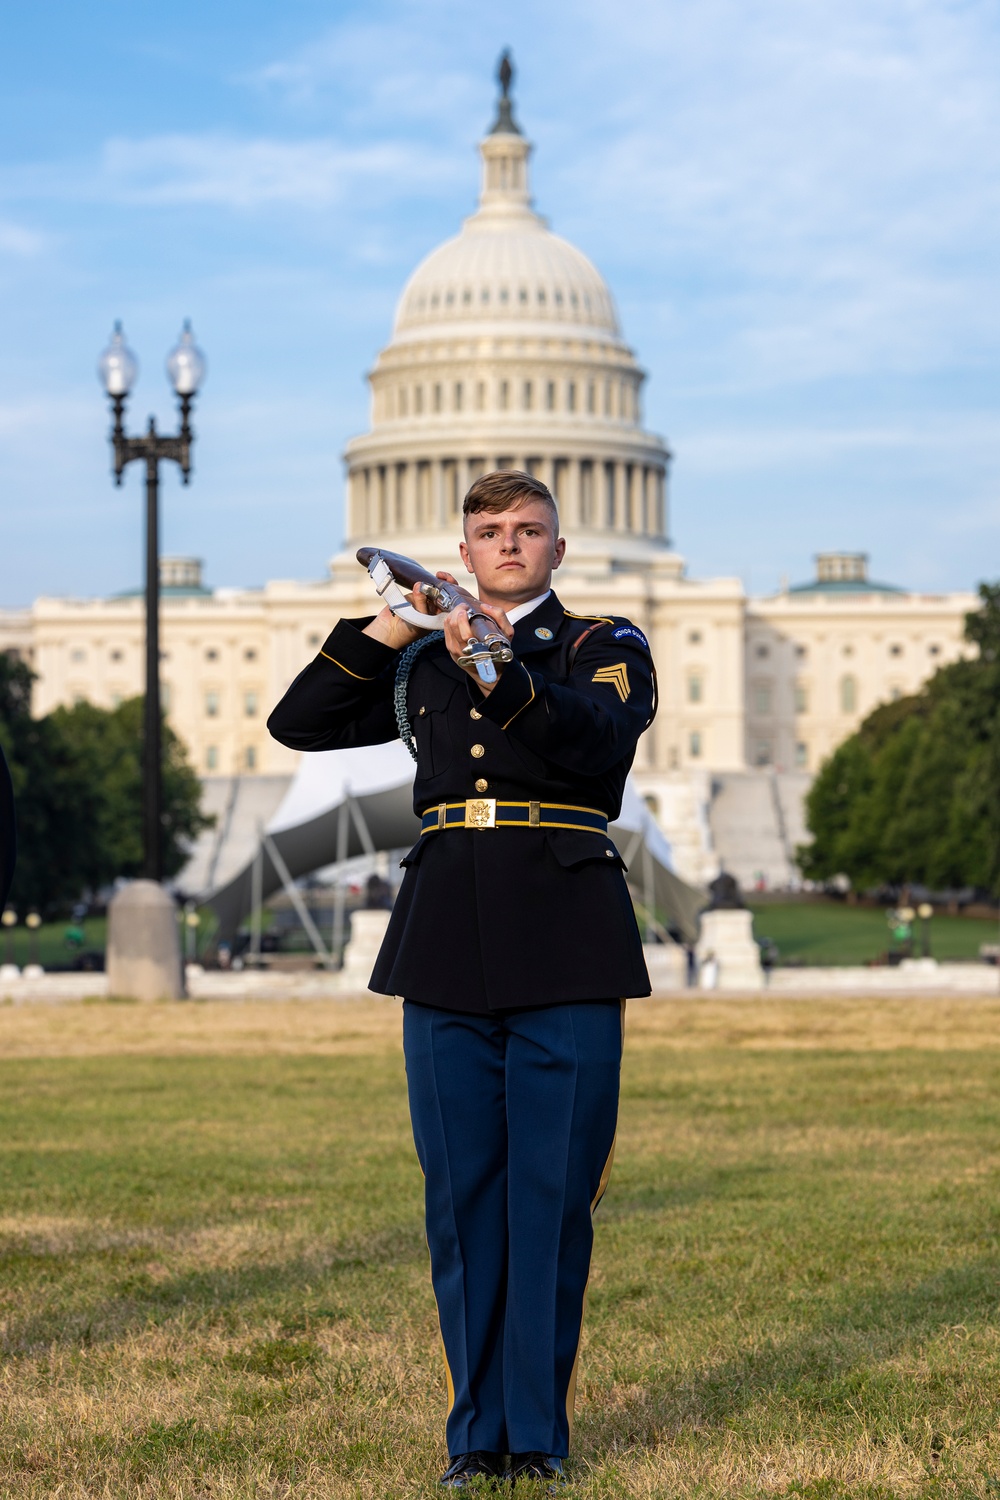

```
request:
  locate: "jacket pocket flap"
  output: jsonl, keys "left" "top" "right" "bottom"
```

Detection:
{"left": 546, "top": 830, "right": 627, "bottom": 871}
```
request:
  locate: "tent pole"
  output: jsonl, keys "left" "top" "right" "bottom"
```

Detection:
{"left": 347, "top": 793, "right": 377, "bottom": 856}
{"left": 262, "top": 831, "right": 333, "bottom": 967}
{"left": 642, "top": 837, "right": 656, "bottom": 943}
{"left": 332, "top": 798, "right": 350, "bottom": 965}
{"left": 249, "top": 825, "right": 263, "bottom": 966}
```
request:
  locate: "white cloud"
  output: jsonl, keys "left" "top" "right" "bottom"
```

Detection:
{"left": 680, "top": 411, "right": 1000, "bottom": 474}
{"left": 96, "top": 133, "right": 458, "bottom": 210}
{"left": 0, "top": 220, "right": 46, "bottom": 256}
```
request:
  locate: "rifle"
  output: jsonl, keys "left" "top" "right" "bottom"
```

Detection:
{"left": 356, "top": 546, "right": 515, "bottom": 685}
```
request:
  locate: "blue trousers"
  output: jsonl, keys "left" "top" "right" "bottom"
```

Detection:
{"left": 402, "top": 1000, "right": 623, "bottom": 1458}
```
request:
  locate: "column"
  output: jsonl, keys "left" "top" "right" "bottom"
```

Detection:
{"left": 614, "top": 462, "right": 627, "bottom": 530}
{"left": 562, "top": 457, "right": 578, "bottom": 530}
{"left": 434, "top": 458, "right": 446, "bottom": 529}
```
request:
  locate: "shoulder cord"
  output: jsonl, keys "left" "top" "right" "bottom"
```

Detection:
{"left": 394, "top": 634, "right": 436, "bottom": 761}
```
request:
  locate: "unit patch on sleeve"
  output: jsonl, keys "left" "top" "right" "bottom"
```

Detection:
{"left": 613, "top": 625, "right": 649, "bottom": 649}
{"left": 592, "top": 663, "right": 631, "bottom": 702}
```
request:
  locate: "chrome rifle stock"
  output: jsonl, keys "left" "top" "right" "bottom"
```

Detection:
{"left": 356, "top": 546, "right": 514, "bottom": 686}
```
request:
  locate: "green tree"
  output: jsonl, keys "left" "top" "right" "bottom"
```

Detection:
{"left": 800, "top": 582, "right": 1000, "bottom": 894}
{"left": 0, "top": 653, "right": 212, "bottom": 909}
{"left": 50, "top": 696, "right": 212, "bottom": 885}
{"left": 0, "top": 654, "right": 97, "bottom": 910}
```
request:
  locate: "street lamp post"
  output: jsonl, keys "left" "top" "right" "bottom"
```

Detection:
{"left": 98, "top": 322, "right": 206, "bottom": 881}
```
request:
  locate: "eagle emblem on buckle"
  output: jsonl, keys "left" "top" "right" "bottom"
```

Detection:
{"left": 464, "top": 797, "right": 497, "bottom": 829}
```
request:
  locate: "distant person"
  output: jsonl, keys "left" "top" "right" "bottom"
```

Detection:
{"left": 0, "top": 744, "right": 14, "bottom": 911}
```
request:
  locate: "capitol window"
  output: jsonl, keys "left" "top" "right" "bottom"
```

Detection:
{"left": 454, "top": 382, "right": 463, "bottom": 411}
{"left": 205, "top": 648, "right": 218, "bottom": 661}
{"left": 754, "top": 684, "right": 772, "bottom": 715}
{"left": 462, "top": 288, "right": 472, "bottom": 304}
{"left": 414, "top": 385, "right": 424, "bottom": 414}
{"left": 244, "top": 647, "right": 257, "bottom": 661}
{"left": 206, "top": 746, "right": 218, "bottom": 771}
{"left": 518, "top": 287, "right": 528, "bottom": 304}
{"left": 889, "top": 643, "right": 902, "bottom": 657}
{"left": 689, "top": 730, "right": 702, "bottom": 758}
{"left": 928, "top": 643, "right": 941, "bottom": 656}
{"left": 840, "top": 675, "right": 857, "bottom": 714}
{"left": 244, "top": 691, "right": 258, "bottom": 717}
{"left": 587, "top": 382, "right": 596, "bottom": 413}
{"left": 499, "top": 380, "right": 509, "bottom": 410}
{"left": 755, "top": 741, "right": 772, "bottom": 766}
{"left": 399, "top": 387, "right": 408, "bottom": 416}
{"left": 794, "top": 683, "right": 809, "bottom": 713}
{"left": 545, "top": 381, "right": 556, "bottom": 411}
{"left": 687, "top": 675, "right": 703, "bottom": 703}
{"left": 481, "top": 287, "right": 489, "bottom": 303}
{"left": 307, "top": 634, "right": 320, "bottom": 648}
{"left": 499, "top": 287, "right": 509, "bottom": 303}
{"left": 755, "top": 644, "right": 769, "bottom": 659}
{"left": 795, "top": 742, "right": 809, "bottom": 768}
{"left": 433, "top": 384, "right": 442, "bottom": 412}
{"left": 554, "top": 289, "right": 563, "bottom": 305}
{"left": 245, "top": 745, "right": 257, "bottom": 770}
{"left": 522, "top": 380, "right": 532, "bottom": 410}
{"left": 205, "top": 690, "right": 220, "bottom": 717}
{"left": 567, "top": 381, "right": 576, "bottom": 412}
{"left": 475, "top": 381, "right": 486, "bottom": 410}
{"left": 604, "top": 380, "right": 612, "bottom": 415}
{"left": 537, "top": 288, "right": 546, "bottom": 305}
{"left": 110, "top": 648, "right": 123, "bottom": 662}
{"left": 70, "top": 648, "right": 86, "bottom": 662}
{"left": 688, "top": 630, "right": 702, "bottom": 645}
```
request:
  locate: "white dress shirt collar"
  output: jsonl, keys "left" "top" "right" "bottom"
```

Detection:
{"left": 505, "top": 590, "right": 552, "bottom": 626}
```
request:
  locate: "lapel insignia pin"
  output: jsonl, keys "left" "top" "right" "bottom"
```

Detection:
{"left": 534, "top": 626, "right": 553, "bottom": 640}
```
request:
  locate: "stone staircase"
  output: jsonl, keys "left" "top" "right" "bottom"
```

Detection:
{"left": 706, "top": 771, "right": 813, "bottom": 891}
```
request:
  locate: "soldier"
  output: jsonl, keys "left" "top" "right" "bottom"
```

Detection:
{"left": 268, "top": 470, "right": 656, "bottom": 1489}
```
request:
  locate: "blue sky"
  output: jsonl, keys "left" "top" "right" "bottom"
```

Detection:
{"left": 1, "top": 0, "right": 998, "bottom": 605}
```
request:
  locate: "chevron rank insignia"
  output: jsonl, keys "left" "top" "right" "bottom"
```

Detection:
{"left": 592, "top": 663, "right": 631, "bottom": 701}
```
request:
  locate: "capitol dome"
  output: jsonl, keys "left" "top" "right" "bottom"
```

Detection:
{"left": 339, "top": 57, "right": 675, "bottom": 573}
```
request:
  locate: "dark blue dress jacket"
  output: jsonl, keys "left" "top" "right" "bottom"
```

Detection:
{"left": 267, "top": 591, "right": 656, "bottom": 1013}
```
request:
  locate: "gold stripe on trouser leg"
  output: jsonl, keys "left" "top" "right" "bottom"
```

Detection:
{"left": 416, "top": 1157, "right": 457, "bottom": 1418}
{"left": 441, "top": 1338, "right": 456, "bottom": 1415}
{"left": 565, "top": 1001, "right": 625, "bottom": 1434}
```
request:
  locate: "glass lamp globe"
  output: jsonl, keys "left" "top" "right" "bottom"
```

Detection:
{"left": 98, "top": 321, "right": 139, "bottom": 397}
{"left": 166, "top": 320, "right": 206, "bottom": 396}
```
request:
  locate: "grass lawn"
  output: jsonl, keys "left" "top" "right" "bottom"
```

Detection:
{"left": 3, "top": 997, "right": 1000, "bottom": 1498}
{"left": 748, "top": 901, "right": 1000, "bottom": 967}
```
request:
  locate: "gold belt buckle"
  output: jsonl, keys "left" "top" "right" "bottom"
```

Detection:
{"left": 464, "top": 797, "right": 497, "bottom": 830}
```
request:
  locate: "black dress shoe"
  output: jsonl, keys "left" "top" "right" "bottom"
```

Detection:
{"left": 509, "top": 1452, "right": 566, "bottom": 1487}
{"left": 439, "top": 1452, "right": 507, "bottom": 1488}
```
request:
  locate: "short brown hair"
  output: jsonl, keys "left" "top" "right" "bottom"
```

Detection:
{"left": 463, "top": 469, "right": 558, "bottom": 522}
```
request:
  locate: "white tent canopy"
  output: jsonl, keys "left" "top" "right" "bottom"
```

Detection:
{"left": 205, "top": 742, "right": 704, "bottom": 945}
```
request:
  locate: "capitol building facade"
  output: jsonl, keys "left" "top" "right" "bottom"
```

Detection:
{"left": 0, "top": 74, "right": 976, "bottom": 886}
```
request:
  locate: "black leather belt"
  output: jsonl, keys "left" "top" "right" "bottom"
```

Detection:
{"left": 420, "top": 799, "right": 609, "bottom": 834}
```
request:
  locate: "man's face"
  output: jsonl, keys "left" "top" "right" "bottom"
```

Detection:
{"left": 459, "top": 499, "right": 566, "bottom": 606}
